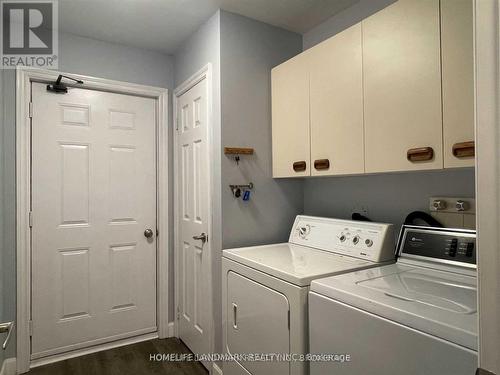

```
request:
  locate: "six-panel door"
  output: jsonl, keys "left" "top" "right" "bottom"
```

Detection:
{"left": 176, "top": 77, "right": 211, "bottom": 368}
{"left": 31, "top": 83, "right": 157, "bottom": 358}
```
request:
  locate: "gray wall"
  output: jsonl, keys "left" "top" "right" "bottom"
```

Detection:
{"left": 1, "top": 69, "right": 16, "bottom": 360}
{"left": 1, "top": 32, "right": 174, "bottom": 359}
{"left": 303, "top": 0, "right": 397, "bottom": 49}
{"left": 304, "top": 169, "right": 475, "bottom": 229}
{"left": 301, "top": 0, "right": 475, "bottom": 230}
{"left": 220, "top": 11, "right": 303, "bottom": 248}
{"left": 173, "top": 9, "right": 223, "bottom": 357}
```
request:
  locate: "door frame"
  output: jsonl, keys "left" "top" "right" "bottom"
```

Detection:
{"left": 15, "top": 66, "right": 169, "bottom": 373}
{"left": 475, "top": 1, "right": 500, "bottom": 374}
{"left": 173, "top": 64, "right": 214, "bottom": 368}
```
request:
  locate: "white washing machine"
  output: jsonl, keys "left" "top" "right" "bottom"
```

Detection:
{"left": 309, "top": 225, "right": 478, "bottom": 375}
{"left": 222, "top": 215, "right": 396, "bottom": 375}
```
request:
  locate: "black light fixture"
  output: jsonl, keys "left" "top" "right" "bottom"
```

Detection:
{"left": 47, "top": 74, "right": 84, "bottom": 93}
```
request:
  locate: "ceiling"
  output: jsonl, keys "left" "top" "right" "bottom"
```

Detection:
{"left": 58, "top": 0, "right": 360, "bottom": 54}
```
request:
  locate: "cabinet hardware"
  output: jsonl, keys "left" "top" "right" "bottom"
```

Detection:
{"left": 407, "top": 147, "right": 434, "bottom": 162}
{"left": 292, "top": 161, "right": 306, "bottom": 172}
{"left": 314, "top": 159, "right": 330, "bottom": 170}
{"left": 452, "top": 141, "right": 475, "bottom": 158}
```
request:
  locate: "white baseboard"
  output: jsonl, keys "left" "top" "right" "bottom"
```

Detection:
{"left": 167, "top": 322, "right": 175, "bottom": 337}
{"left": 213, "top": 362, "right": 223, "bottom": 375}
{"left": 30, "top": 332, "right": 158, "bottom": 368}
{"left": 0, "top": 358, "right": 16, "bottom": 375}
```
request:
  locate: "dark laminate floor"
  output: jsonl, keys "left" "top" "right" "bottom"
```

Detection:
{"left": 28, "top": 338, "right": 208, "bottom": 375}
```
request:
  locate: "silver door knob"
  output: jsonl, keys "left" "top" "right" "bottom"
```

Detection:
{"left": 144, "top": 229, "right": 154, "bottom": 238}
{"left": 193, "top": 232, "right": 208, "bottom": 244}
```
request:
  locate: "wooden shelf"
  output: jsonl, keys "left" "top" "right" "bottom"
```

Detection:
{"left": 224, "top": 147, "right": 254, "bottom": 155}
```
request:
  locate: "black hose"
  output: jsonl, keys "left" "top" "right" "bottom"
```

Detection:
{"left": 404, "top": 211, "right": 443, "bottom": 227}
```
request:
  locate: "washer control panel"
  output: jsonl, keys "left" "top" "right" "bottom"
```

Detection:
{"left": 400, "top": 226, "right": 476, "bottom": 266}
{"left": 290, "top": 216, "right": 395, "bottom": 263}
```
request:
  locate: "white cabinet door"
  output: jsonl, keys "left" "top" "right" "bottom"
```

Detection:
{"left": 310, "top": 23, "right": 364, "bottom": 176}
{"left": 31, "top": 83, "right": 157, "bottom": 358}
{"left": 363, "top": 0, "right": 443, "bottom": 173}
{"left": 227, "top": 272, "right": 290, "bottom": 375}
{"left": 272, "top": 53, "right": 311, "bottom": 177}
{"left": 441, "top": 0, "right": 475, "bottom": 168}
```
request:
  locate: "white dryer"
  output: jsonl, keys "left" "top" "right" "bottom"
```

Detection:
{"left": 309, "top": 225, "right": 478, "bottom": 375}
{"left": 222, "top": 215, "right": 396, "bottom": 375}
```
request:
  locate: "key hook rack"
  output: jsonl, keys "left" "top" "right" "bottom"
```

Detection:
{"left": 224, "top": 147, "right": 254, "bottom": 165}
{"left": 230, "top": 182, "right": 254, "bottom": 191}
{"left": 229, "top": 182, "right": 254, "bottom": 198}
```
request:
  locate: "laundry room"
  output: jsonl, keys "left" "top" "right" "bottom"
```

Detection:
{"left": 0, "top": 1, "right": 498, "bottom": 375}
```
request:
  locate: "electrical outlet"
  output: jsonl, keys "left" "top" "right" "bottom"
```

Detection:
{"left": 352, "top": 206, "right": 369, "bottom": 216}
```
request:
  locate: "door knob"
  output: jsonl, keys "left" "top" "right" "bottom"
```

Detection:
{"left": 193, "top": 232, "right": 208, "bottom": 244}
{"left": 144, "top": 229, "right": 154, "bottom": 238}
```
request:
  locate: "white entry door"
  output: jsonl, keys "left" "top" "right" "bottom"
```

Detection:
{"left": 31, "top": 82, "right": 157, "bottom": 358}
{"left": 176, "top": 76, "right": 211, "bottom": 362}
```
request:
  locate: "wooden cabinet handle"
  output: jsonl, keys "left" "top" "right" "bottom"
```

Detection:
{"left": 407, "top": 147, "right": 434, "bottom": 162}
{"left": 292, "top": 161, "right": 306, "bottom": 172}
{"left": 314, "top": 159, "right": 330, "bottom": 170}
{"left": 452, "top": 141, "right": 475, "bottom": 158}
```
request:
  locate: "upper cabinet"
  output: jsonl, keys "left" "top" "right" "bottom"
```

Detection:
{"left": 363, "top": 0, "right": 443, "bottom": 173}
{"left": 271, "top": 53, "right": 310, "bottom": 178}
{"left": 441, "top": 0, "right": 475, "bottom": 168}
{"left": 309, "top": 23, "right": 364, "bottom": 176}
{"left": 271, "top": 0, "right": 475, "bottom": 178}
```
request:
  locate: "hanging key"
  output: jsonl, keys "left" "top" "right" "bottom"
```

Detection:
{"left": 243, "top": 190, "right": 251, "bottom": 201}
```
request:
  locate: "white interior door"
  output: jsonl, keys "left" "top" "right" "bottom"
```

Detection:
{"left": 31, "top": 82, "right": 157, "bottom": 358}
{"left": 175, "top": 76, "right": 211, "bottom": 364}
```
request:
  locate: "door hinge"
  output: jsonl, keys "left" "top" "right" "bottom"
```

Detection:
{"left": 29, "top": 102, "right": 33, "bottom": 118}
{"left": 287, "top": 310, "right": 290, "bottom": 330}
{"left": 29, "top": 321, "right": 33, "bottom": 336}
{"left": 176, "top": 117, "right": 179, "bottom": 131}
{"left": 177, "top": 306, "right": 180, "bottom": 320}
{"left": 29, "top": 211, "right": 33, "bottom": 228}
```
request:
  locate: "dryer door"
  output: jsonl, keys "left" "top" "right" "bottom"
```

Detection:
{"left": 227, "top": 271, "right": 290, "bottom": 375}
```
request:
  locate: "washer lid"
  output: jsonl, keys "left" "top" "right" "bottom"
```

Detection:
{"left": 311, "top": 264, "right": 478, "bottom": 350}
{"left": 223, "top": 243, "right": 376, "bottom": 287}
